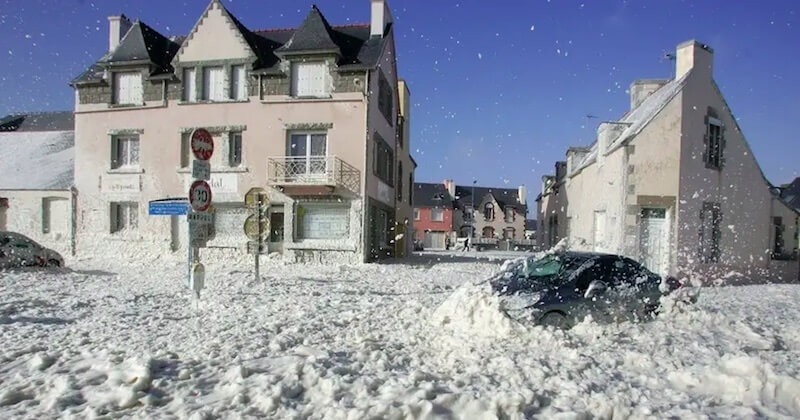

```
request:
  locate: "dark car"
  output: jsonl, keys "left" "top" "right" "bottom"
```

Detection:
{"left": 0, "top": 231, "right": 65, "bottom": 269}
{"left": 489, "top": 251, "right": 688, "bottom": 328}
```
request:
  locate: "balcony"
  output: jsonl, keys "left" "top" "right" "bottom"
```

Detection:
{"left": 267, "top": 155, "right": 360, "bottom": 195}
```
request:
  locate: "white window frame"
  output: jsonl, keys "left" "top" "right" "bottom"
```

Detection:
{"left": 113, "top": 71, "right": 143, "bottom": 105}
{"left": 111, "top": 135, "right": 140, "bottom": 169}
{"left": 202, "top": 66, "right": 225, "bottom": 101}
{"left": 230, "top": 65, "right": 247, "bottom": 101}
{"left": 229, "top": 132, "right": 243, "bottom": 167}
{"left": 296, "top": 203, "right": 350, "bottom": 240}
{"left": 413, "top": 208, "right": 420, "bottom": 221}
{"left": 291, "top": 62, "right": 330, "bottom": 98}
{"left": 431, "top": 207, "right": 444, "bottom": 222}
{"left": 183, "top": 67, "right": 197, "bottom": 102}
{"left": 42, "top": 197, "right": 69, "bottom": 235}
{"left": 110, "top": 202, "right": 138, "bottom": 233}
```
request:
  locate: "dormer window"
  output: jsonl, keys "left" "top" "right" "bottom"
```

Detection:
{"left": 291, "top": 62, "right": 330, "bottom": 98}
{"left": 484, "top": 202, "right": 495, "bottom": 221}
{"left": 231, "top": 65, "right": 247, "bottom": 100}
{"left": 113, "top": 71, "right": 143, "bottom": 105}
{"left": 203, "top": 66, "right": 225, "bottom": 101}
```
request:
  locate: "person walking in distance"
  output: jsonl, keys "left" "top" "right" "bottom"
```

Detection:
{"left": 463, "top": 234, "right": 471, "bottom": 252}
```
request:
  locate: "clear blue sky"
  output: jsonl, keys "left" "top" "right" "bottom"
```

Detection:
{"left": 1, "top": 0, "right": 798, "bottom": 204}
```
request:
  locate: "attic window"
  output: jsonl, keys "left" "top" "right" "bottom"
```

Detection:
{"left": 113, "top": 71, "right": 143, "bottom": 105}
{"left": 704, "top": 116, "right": 725, "bottom": 170}
{"left": 291, "top": 62, "right": 330, "bottom": 98}
{"left": 484, "top": 202, "right": 495, "bottom": 221}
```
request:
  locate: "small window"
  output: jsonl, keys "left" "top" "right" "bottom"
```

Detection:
{"left": 482, "top": 226, "right": 495, "bottom": 238}
{"left": 699, "top": 202, "right": 721, "bottom": 263}
{"left": 231, "top": 65, "right": 247, "bottom": 100}
{"left": 705, "top": 118, "right": 724, "bottom": 170}
{"left": 113, "top": 71, "right": 143, "bottom": 105}
{"left": 203, "top": 66, "right": 225, "bottom": 101}
{"left": 505, "top": 207, "right": 515, "bottom": 223}
{"left": 182, "top": 68, "right": 196, "bottom": 102}
{"left": 398, "top": 117, "right": 405, "bottom": 149}
{"left": 464, "top": 206, "right": 474, "bottom": 222}
{"left": 773, "top": 217, "right": 785, "bottom": 258}
{"left": 373, "top": 134, "right": 394, "bottom": 185}
{"left": 397, "top": 161, "right": 404, "bottom": 202}
{"left": 431, "top": 207, "right": 444, "bottom": 222}
{"left": 291, "top": 62, "right": 330, "bottom": 98}
{"left": 378, "top": 70, "right": 394, "bottom": 125}
{"left": 110, "top": 202, "right": 138, "bottom": 233}
{"left": 180, "top": 133, "right": 190, "bottom": 168}
{"left": 503, "top": 227, "right": 516, "bottom": 240}
{"left": 229, "top": 132, "right": 243, "bottom": 167}
{"left": 111, "top": 135, "right": 140, "bottom": 169}
{"left": 408, "top": 174, "right": 413, "bottom": 206}
{"left": 484, "top": 202, "right": 495, "bottom": 221}
{"left": 413, "top": 208, "right": 420, "bottom": 220}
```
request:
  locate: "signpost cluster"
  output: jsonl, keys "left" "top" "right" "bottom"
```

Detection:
{"left": 244, "top": 187, "right": 270, "bottom": 281}
{"left": 188, "top": 128, "right": 215, "bottom": 298}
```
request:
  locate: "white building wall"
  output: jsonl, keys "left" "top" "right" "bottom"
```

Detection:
{"left": 0, "top": 189, "right": 74, "bottom": 256}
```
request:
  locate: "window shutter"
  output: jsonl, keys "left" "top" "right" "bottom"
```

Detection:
{"left": 231, "top": 65, "right": 246, "bottom": 100}
{"left": 719, "top": 125, "right": 727, "bottom": 169}
{"left": 111, "top": 137, "right": 119, "bottom": 169}
{"left": 180, "top": 133, "right": 189, "bottom": 168}
{"left": 129, "top": 73, "right": 143, "bottom": 104}
{"left": 183, "top": 68, "right": 196, "bottom": 102}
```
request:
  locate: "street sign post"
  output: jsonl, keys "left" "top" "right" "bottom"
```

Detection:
{"left": 243, "top": 188, "right": 269, "bottom": 281}
{"left": 190, "top": 128, "right": 214, "bottom": 161}
{"left": 192, "top": 159, "right": 211, "bottom": 180}
{"left": 189, "top": 180, "right": 213, "bottom": 212}
{"left": 191, "top": 263, "right": 205, "bottom": 299}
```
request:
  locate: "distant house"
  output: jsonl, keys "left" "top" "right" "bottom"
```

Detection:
{"left": 0, "top": 111, "right": 75, "bottom": 255}
{"left": 524, "top": 219, "right": 537, "bottom": 240}
{"left": 538, "top": 40, "right": 799, "bottom": 281}
{"left": 779, "top": 178, "right": 800, "bottom": 212}
{"left": 412, "top": 182, "right": 453, "bottom": 249}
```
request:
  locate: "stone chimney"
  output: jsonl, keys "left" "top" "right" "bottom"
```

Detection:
{"left": 370, "top": 0, "right": 393, "bottom": 38}
{"left": 518, "top": 185, "right": 527, "bottom": 206}
{"left": 675, "top": 40, "right": 713, "bottom": 81}
{"left": 596, "top": 122, "right": 627, "bottom": 163}
{"left": 108, "top": 15, "right": 132, "bottom": 52}
{"left": 443, "top": 179, "right": 455, "bottom": 199}
{"left": 566, "top": 147, "right": 590, "bottom": 174}
{"left": 555, "top": 161, "right": 567, "bottom": 181}
{"left": 629, "top": 79, "right": 669, "bottom": 110}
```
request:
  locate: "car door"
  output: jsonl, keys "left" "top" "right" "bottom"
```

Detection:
{"left": 6, "top": 234, "right": 39, "bottom": 266}
{"left": 571, "top": 258, "right": 615, "bottom": 323}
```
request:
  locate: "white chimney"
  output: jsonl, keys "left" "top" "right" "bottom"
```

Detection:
{"left": 108, "top": 15, "right": 132, "bottom": 52}
{"left": 675, "top": 40, "right": 713, "bottom": 81}
{"left": 443, "top": 179, "right": 455, "bottom": 198}
{"left": 370, "top": 0, "right": 393, "bottom": 38}
{"left": 518, "top": 185, "right": 527, "bottom": 206}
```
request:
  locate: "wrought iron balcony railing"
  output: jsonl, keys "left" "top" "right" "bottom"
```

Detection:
{"left": 267, "top": 155, "right": 360, "bottom": 193}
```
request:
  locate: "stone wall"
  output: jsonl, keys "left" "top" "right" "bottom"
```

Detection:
{"left": 78, "top": 84, "right": 111, "bottom": 105}
{"left": 143, "top": 80, "right": 163, "bottom": 102}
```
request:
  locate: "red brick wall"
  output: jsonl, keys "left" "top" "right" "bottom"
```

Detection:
{"left": 413, "top": 207, "right": 452, "bottom": 240}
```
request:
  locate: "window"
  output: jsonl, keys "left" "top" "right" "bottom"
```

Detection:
{"left": 464, "top": 206, "right": 474, "bottom": 222}
{"left": 413, "top": 208, "right": 420, "bottom": 220}
{"left": 593, "top": 210, "right": 607, "bottom": 252}
{"left": 203, "top": 66, "right": 225, "bottom": 101}
{"left": 397, "top": 161, "right": 403, "bottom": 202}
{"left": 431, "top": 207, "right": 444, "bottom": 222}
{"left": 505, "top": 207, "right": 516, "bottom": 223}
{"left": 111, "top": 135, "right": 140, "bottom": 169}
{"left": 110, "top": 202, "right": 138, "bottom": 233}
{"left": 704, "top": 117, "right": 724, "bottom": 170}
{"left": 229, "top": 132, "right": 243, "bottom": 167}
{"left": 182, "top": 68, "right": 196, "bottom": 102}
{"left": 113, "top": 71, "right": 143, "bottom": 105}
{"left": 42, "top": 197, "right": 69, "bottom": 235}
{"left": 773, "top": 217, "right": 785, "bottom": 257}
{"left": 484, "top": 202, "right": 495, "bottom": 221}
{"left": 408, "top": 174, "right": 413, "bottom": 206}
{"left": 504, "top": 227, "right": 516, "bottom": 240}
{"left": 291, "top": 62, "right": 330, "bottom": 98}
{"left": 482, "top": 226, "right": 495, "bottom": 238}
{"left": 398, "top": 117, "right": 405, "bottom": 149}
{"left": 548, "top": 215, "right": 559, "bottom": 247}
{"left": 378, "top": 70, "right": 394, "bottom": 125}
{"left": 297, "top": 203, "right": 349, "bottom": 240}
{"left": 699, "top": 202, "right": 721, "bottom": 263}
{"left": 373, "top": 134, "right": 394, "bottom": 185}
{"left": 289, "top": 133, "right": 327, "bottom": 176}
{"left": 230, "top": 65, "right": 247, "bottom": 100}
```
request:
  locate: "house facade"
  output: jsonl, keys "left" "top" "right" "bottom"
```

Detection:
{"left": 538, "top": 40, "right": 799, "bottom": 281}
{"left": 411, "top": 182, "right": 453, "bottom": 249}
{"left": 0, "top": 112, "right": 76, "bottom": 256}
{"left": 71, "top": 0, "right": 412, "bottom": 263}
{"left": 394, "top": 80, "right": 416, "bottom": 256}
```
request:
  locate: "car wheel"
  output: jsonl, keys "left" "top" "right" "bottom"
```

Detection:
{"left": 540, "top": 311, "right": 570, "bottom": 329}
{"left": 48, "top": 259, "right": 61, "bottom": 268}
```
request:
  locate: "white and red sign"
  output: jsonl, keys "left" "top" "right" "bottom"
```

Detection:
{"left": 189, "top": 180, "right": 213, "bottom": 212}
{"left": 190, "top": 128, "right": 214, "bottom": 161}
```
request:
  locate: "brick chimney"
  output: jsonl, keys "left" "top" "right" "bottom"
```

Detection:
{"left": 108, "top": 15, "right": 132, "bottom": 52}
{"left": 675, "top": 40, "right": 713, "bottom": 81}
{"left": 370, "top": 0, "right": 393, "bottom": 38}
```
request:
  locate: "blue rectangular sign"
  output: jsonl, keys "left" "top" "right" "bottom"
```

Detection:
{"left": 148, "top": 200, "right": 189, "bottom": 216}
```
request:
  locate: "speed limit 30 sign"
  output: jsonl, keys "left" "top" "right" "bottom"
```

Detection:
{"left": 189, "top": 180, "right": 213, "bottom": 212}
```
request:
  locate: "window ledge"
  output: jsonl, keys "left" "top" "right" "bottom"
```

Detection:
{"left": 177, "top": 167, "right": 249, "bottom": 174}
{"left": 260, "top": 96, "right": 363, "bottom": 104}
{"left": 109, "top": 103, "right": 146, "bottom": 109}
{"left": 107, "top": 168, "right": 144, "bottom": 174}
{"left": 177, "top": 99, "right": 250, "bottom": 106}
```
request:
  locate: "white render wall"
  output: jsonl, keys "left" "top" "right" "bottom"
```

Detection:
{"left": 0, "top": 189, "right": 74, "bottom": 256}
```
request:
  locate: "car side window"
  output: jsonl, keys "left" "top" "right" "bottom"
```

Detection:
{"left": 574, "top": 259, "right": 606, "bottom": 292}
{"left": 607, "top": 257, "right": 636, "bottom": 286}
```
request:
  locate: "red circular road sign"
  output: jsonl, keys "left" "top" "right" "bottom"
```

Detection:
{"left": 190, "top": 128, "right": 214, "bottom": 161}
{"left": 189, "top": 180, "right": 213, "bottom": 211}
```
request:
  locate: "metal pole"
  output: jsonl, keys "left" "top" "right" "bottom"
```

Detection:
{"left": 472, "top": 180, "right": 476, "bottom": 238}
{"left": 255, "top": 195, "right": 262, "bottom": 281}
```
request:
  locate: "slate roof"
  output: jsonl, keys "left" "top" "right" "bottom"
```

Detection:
{"left": 453, "top": 185, "right": 526, "bottom": 213}
{"left": 413, "top": 182, "right": 452, "bottom": 208}
{"left": 72, "top": 3, "right": 387, "bottom": 85}
{"left": 0, "top": 111, "right": 74, "bottom": 132}
{"left": 780, "top": 177, "right": 800, "bottom": 211}
{"left": 525, "top": 219, "right": 538, "bottom": 231}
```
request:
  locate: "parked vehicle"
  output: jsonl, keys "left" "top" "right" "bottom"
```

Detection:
{"left": 0, "top": 231, "right": 65, "bottom": 269}
{"left": 489, "top": 251, "right": 692, "bottom": 328}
